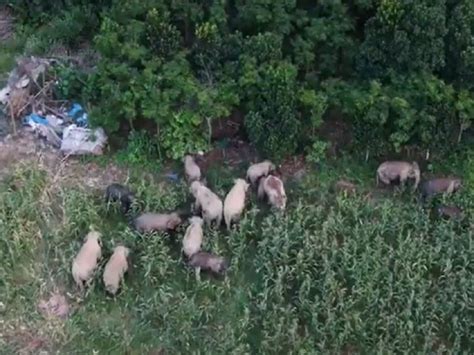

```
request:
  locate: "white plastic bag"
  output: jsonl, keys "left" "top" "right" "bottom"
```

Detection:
{"left": 60, "top": 124, "right": 107, "bottom": 155}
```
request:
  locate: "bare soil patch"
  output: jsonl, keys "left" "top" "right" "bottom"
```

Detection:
{"left": 278, "top": 155, "right": 307, "bottom": 182}
{"left": 0, "top": 130, "right": 128, "bottom": 190}
{"left": 211, "top": 110, "right": 244, "bottom": 141}
{"left": 318, "top": 110, "right": 353, "bottom": 157}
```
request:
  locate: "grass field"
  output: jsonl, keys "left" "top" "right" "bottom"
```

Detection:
{"left": 1, "top": 153, "right": 473, "bottom": 354}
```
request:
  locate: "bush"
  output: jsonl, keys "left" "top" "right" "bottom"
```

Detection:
{"left": 445, "top": 0, "right": 474, "bottom": 89}
{"left": 85, "top": 3, "right": 242, "bottom": 159}
{"left": 241, "top": 60, "right": 326, "bottom": 159}
{"left": 116, "top": 130, "right": 162, "bottom": 169}
{"left": 290, "top": 1, "right": 356, "bottom": 79}
{"left": 357, "top": 0, "right": 447, "bottom": 78}
{"left": 323, "top": 72, "right": 473, "bottom": 156}
{"left": 11, "top": 1, "right": 109, "bottom": 54}
{"left": 9, "top": 0, "right": 474, "bottom": 160}
{"left": 242, "top": 61, "right": 302, "bottom": 159}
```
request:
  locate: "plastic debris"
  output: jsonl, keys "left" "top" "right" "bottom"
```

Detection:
{"left": 0, "top": 57, "right": 51, "bottom": 115}
{"left": 0, "top": 56, "right": 108, "bottom": 155}
{"left": 23, "top": 113, "right": 49, "bottom": 126}
{"left": 36, "top": 124, "right": 62, "bottom": 148}
{"left": 45, "top": 114, "right": 64, "bottom": 129}
{"left": 20, "top": 109, "right": 105, "bottom": 154}
{"left": 67, "top": 103, "right": 83, "bottom": 117}
{"left": 60, "top": 124, "right": 107, "bottom": 156}
{"left": 67, "top": 103, "right": 88, "bottom": 127}
{"left": 22, "top": 113, "right": 62, "bottom": 147}
{"left": 0, "top": 86, "right": 9, "bottom": 105}
{"left": 165, "top": 172, "right": 180, "bottom": 182}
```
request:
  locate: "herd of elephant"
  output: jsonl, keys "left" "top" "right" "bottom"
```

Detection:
{"left": 376, "top": 160, "right": 463, "bottom": 219}
{"left": 70, "top": 157, "right": 464, "bottom": 296}
{"left": 70, "top": 157, "right": 286, "bottom": 295}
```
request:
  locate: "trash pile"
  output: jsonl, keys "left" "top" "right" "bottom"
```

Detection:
{"left": 0, "top": 56, "right": 107, "bottom": 155}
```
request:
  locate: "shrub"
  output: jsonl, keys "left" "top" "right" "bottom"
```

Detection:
{"left": 116, "top": 130, "right": 162, "bottom": 169}
{"left": 90, "top": 11, "right": 236, "bottom": 159}
{"left": 241, "top": 61, "right": 312, "bottom": 159}
{"left": 242, "top": 61, "right": 298, "bottom": 158}
{"left": 9, "top": 0, "right": 474, "bottom": 161}
{"left": 358, "top": 0, "right": 447, "bottom": 77}
{"left": 445, "top": 0, "right": 474, "bottom": 89}
{"left": 323, "top": 73, "right": 465, "bottom": 155}
{"left": 290, "top": 1, "right": 356, "bottom": 79}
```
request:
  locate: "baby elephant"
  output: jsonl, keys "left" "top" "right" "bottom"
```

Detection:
{"left": 190, "top": 181, "right": 223, "bottom": 227}
{"left": 224, "top": 178, "right": 250, "bottom": 230}
{"left": 188, "top": 251, "right": 229, "bottom": 275}
{"left": 71, "top": 230, "right": 102, "bottom": 291}
{"left": 103, "top": 245, "right": 130, "bottom": 295}
{"left": 133, "top": 212, "right": 182, "bottom": 233}
{"left": 421, "top": 178, "right": 462, "bottom": 200}
{"left": 258, "top": 175, "right": 287, "bottom": 210}
{"left": 183, "top": 155, "right": 201, "bottom": 183}
{"left": 105, "top": 183, "right": 135, "bottom": 213}
{"left": 182, "top": 216, "right": 204, "bottom": 258}
{"left": 246, "top": 160, "right": 276, "bottom": 186}
{"left": 376, "top": 161, "right": 420, "bottom": 190}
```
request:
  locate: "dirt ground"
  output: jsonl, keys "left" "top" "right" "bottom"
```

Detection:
{"left": 0, "top": 129, "right": 129, "bottom": 190}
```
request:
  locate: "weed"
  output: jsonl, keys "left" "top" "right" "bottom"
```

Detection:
{"left": 115, "top": 131, "right": 163, "bottom": 172}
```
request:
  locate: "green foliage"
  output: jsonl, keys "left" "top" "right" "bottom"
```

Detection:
{"left": 11, "top": 2, "right": 107, "bottom": 55}
{"left": 291, "top": 1, "right": 356, "bottom": 78}
{"left": 358, "top": 0, "right": 447, "bottom": 77}
{"left": 454, "top": 89, "right": 474, "bottom": 142}
{"left": 324, "top": 73, "right": 466, "bottom": 155}
{"left": 88, "top": 4, "right": 239, "bottom": 159}
{"left": 445, "top": 0, "right": 474, "bottom": 88}
{"left": 9, "top": 0, "right": 111, "bottom": 24}
{"left": 9, "top": 0, "right": 474, "bottom": 160}
{"left": 242, "top": 61, "right": 301, "bottom": 159}
{"left": 53, "top": 64, "right": 97, "bottom": 102}
{"left": 0, "top": 38, "right": 22, "bottom": 77}
{"left": 42, "top": 5, "right": 102, "bottom": 48}
{"left": 234, "top": 0, "right": 296, "bottom": 35}
{"left": 306, "top": 140, "right": 329, "bottom": 163}
{"left": 241, "top": 60, "right": 326, "bottom": 159}
{"left": 115, "top": 130, "right": 162, "bottom": 169}
{"left": 160, "top": 111, "right": 207, "bottom": 160}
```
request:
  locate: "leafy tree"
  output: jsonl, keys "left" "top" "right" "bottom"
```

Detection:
{"left": 324, "top": 73, "right": 460, "bottom": 155}
{"left": 290, "top": 1, "right": 356, "bottom": 79}
{"left": 241, "top": 60, "right": 325, "bottom": 159}
{"left": 455, "top": 89, "right": 474, "bottom": 143}
{"left": 10, "top": 0, "right": 474, "bottom": 160}
{"left": 445, "top": 0, "right": 474, "bottom": 89}
{"left": 358, "top": 0, "right": 447, "bottom": 77}
{"left": 91, "top": 4, "right": 235, "bottom": 158}
{"left": 233, "top": 0, "right": 296, "bottom": 35}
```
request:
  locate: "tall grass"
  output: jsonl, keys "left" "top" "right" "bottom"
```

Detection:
{"left": 0, "top": 161, "right": 473, "bottom": 353}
